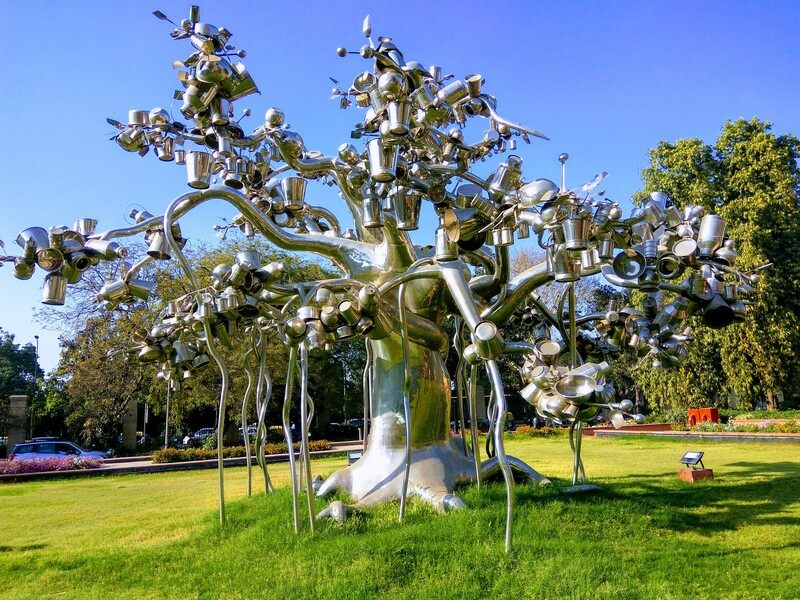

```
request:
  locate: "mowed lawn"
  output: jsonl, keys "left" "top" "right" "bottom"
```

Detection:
{"left": 1, "top": 435, "right": 798, "bottom": 599}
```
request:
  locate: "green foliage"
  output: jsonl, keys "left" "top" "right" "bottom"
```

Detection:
{"left": 199, "top": 434, "right": 217, "bottom": 451}
{"left": 689, "top": 420, "right": 800, "bottom": 434}
{"left": 720, "top": 408, "right": 800, "bottom": 420}
{"left": 643, "top": 407, "right": 690, "bottom": 424}
{"left": 632, "top": 119, "right": 800, "bottom": 410}
{"left": 683, "top": 421, "right": 800, "bottom": 433}
{"left": 0, "top": 328, "right": 40, "bottom": 435}
{"left": 41, "top": 236, "right": 367, "bottom": 448}
{"left": 511, "top": 424, "right": 564, "bottom": 437}
{"left": 151, "top": 440, "right": 332, "bottom": 463}
{"left": 54, "top": 316, "right": 158, "bottom": 448}
{"left": 154, "top": 238, "right": 366, "bottom": 431}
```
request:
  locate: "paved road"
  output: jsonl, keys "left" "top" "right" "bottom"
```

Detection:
{"left": 1, "top": 440, "right": 364, "bottom": 482}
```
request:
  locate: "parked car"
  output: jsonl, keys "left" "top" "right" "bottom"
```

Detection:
{"left": 193, "top": 428, "right": 215, "bottom": 441}
{"left": 325, "top": 422, "right": 360, "bottom": 441}
{"left": 8, "top": 441, "right": 110, "bottom": 461}
{"left": 238, "top": 425, "right": 258, "bottom": 440}
{"left": 116, "top": 432, "right": 154, "bottom": 446}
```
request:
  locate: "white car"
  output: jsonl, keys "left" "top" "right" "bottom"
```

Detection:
{"left": 9, "top": 440, "right": 109, "bottom": 461}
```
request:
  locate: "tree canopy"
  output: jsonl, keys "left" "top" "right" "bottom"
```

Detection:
{"left": 44, "top": 237, "right": 365, "bottom": 446}
{"left": 631, "top": 118, "right": 800, "bottom": 410}
{"left": 0, "top": 329, "right": 40, "bottom": 435}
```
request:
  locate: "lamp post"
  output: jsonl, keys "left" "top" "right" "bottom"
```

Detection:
{"left": 31, "top": 334, "right": 39, "bottom": 436}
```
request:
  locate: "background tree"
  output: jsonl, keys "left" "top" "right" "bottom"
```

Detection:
{"left": 633, "top": 118, "right": 800, "bottom": 409}
{"left": 56, "top": 317, "right": 157, "bottom": 448}
{"left": 0, "top": 329, "right": 40, "bottom": 436}
{"left": 42, "top": 236, "right": 365, "bottom": 445}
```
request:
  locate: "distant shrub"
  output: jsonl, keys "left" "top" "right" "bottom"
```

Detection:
{"left": 778, "top": 421, "right": 800, "bottom": 433}
{"left": 0, "top": 457, "right": 103, "bottom": 474}
{"left": 512, "top": 425, "right": 564, "bottom": 437}
{"left": 719, "top": 408, "right": 800, "bottom": 420}
{"left": 151, "top": 440, "right": 332, "bottom": 463}
{"left": 264, "top": 426, "right": 285, "bottom": 443}
{"left": 689, "top": 420, "right": 800, "bottom": 434}
{"left": 659, "top": 408, "right": 689, "bottom": 424}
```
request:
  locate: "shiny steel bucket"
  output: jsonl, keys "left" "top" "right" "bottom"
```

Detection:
{"left": 73, "top": 219, "right": 98, "bottom": 237}
{"left": 186, "top": 151, "right": 213, "bottom": 189}
{"left": 41, "top": 272, "right": 67, "bottom": 305}
{"left": 698, "top": 214, "right": 726, "bottom": 258}
{"left": 362, "top": 192, "right": 384, "bottom": 228}
{"left": 387, "top": 101, "right": 412, "bottom": 135}
{"left": 156, "top": 136, "right": 174, "bottom": 161}
{"left": 281, "top": 177, "right": 307, "bottom": 211}
{"left": 395, "top": 189, "right": 421, "bottom": 230}
{"left": 367, "top": 139, "right": 399, "bottom": 183}
{"left": 147, "top": 231, "right": 171, "bottom": 260}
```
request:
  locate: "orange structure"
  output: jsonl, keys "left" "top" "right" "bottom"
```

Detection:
{"left": 687, "top": 408, "right": 719, "bottom": 426}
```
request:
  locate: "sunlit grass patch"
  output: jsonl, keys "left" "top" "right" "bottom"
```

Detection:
{"left": 0, "top": 437, "right": 798, "bottom": 599}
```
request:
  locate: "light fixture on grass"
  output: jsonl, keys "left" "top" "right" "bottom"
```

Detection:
{"left": 679, "top": 451, "right": 705, "bottom": 470}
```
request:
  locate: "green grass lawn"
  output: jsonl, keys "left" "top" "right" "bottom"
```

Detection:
{"left": 1, "top": 435, "right": 798, "bottom": 599}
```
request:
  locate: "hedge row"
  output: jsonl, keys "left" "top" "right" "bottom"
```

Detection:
{"left": 510, "top": 425, "right": 565, "bottom": 437}
{"left": 0, "top": 457, "right": 103, "bottom": 474}
{"left": 673, "top": 420, "right": 800, "bottom": 434}
{"left": 151, "top": 440, "right": 332, "bottom": 463}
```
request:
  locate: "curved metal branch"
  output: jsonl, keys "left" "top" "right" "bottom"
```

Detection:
{"left": 122, "top": 255, "right": 155, "bottom": 284}
{"left": 568, "top": 421, "right": 586, "bottom": 485}
{"left": 201, "top": 320, "right": 229, "bottom": 527}
{"left": 483, "top": 259, "right": 550, "bottom": 323}
{"left": 298, "top": 345, "right": 316, "bottom": 533}
{"left": 283, "top": 345, "right": 300, "bottom": 533}
{"left": 468, "top": 363, "right": 482, "bottom": 491}
{"left": 427, "top": 164, "right": 488, "bottom": 188}
{"left": 439, "top": 261, "right": 485, "bottom": 331}
{"left": 469, "top": 244, "right": 510, "bottom": 301}
{"left": 269, "top": 132, "right": 337, "bottom": 174}
{"left": 304, "top": 205, "right": 342, "bottom": 237}
{"left": 486, "top": 359, "right": 515, "bottom": 553}
{"left": 99, "top": 187, "right": 382, "bottom": 279}
{"left": 453, "top": 318, "right": 468, "bottom": 457}
{"left": 462, "top": 247, "right": 497, "bottom": 274}
{"left": 242, "top": 342, "right": 256, "bottom": 497}
{"left": 398, "top": 282, "right": 412, "bottom": 522}
{"left": 254, "top": 329, "right": 274, "bottom": 494}
{"left": 479, "top": 94, "right": 550, "bottom": 140}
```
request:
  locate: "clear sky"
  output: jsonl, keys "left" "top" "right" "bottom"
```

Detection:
{"left": 1, "top": 0, "right": 799, "bottom": 373}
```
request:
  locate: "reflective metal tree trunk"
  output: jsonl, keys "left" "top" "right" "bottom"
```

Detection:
{"left": 318, "top": 333, "right": 477, "bottom": 509}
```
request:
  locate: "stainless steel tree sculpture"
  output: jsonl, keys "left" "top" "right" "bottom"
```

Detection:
{"left": 0, "top": 7, "right": 759, "bottom": 552}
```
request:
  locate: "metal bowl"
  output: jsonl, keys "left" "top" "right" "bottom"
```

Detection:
{"left": 554, "top": 374, "right": 597, "bottom": 404}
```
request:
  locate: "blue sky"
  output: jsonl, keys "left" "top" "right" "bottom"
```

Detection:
{"left": 1, "top": 0, "right": 799, "bottom": 372}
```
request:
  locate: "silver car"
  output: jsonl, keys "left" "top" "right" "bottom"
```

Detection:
{"left": 9, "top": 441, "right": 109, "bottom": 461}
{"left": 193, "top": 428, "right": 215, "bottom": 441}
